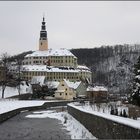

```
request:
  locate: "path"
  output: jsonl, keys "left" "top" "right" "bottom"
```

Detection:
{"left": 0, "top": 109, "right": 71, "bottom": 140}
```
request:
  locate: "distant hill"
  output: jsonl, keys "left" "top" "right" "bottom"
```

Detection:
{"left": 71, "top": 44, "right": 140, "bottom": 95}
{"left": 8, "top": 51, "right": 33, "bottom": 62}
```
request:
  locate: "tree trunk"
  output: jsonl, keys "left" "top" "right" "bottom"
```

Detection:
{"left": 2, "top": 85, "right": 6, "bottom": 98}
{"left": 18, "top": 84, "right": 20, "bottom": 96}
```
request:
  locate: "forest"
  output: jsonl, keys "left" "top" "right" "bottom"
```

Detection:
{"left": 71, "top": 44, "right": 140, "bottom": 95}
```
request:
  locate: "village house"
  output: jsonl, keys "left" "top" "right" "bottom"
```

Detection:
{"left": 87, "top": 86, "right": 108, "bottom": 102}
{"left": 55, "top": 79, "right": 76, "bottom": 100}
{"left": 55, "top": 79, "right": 87, "bottom": 100}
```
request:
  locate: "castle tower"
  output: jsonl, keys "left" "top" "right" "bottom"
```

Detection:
{"left": 39, "top": 16, "right": 48, "bottom": 51}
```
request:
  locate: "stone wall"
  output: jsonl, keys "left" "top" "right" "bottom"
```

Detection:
{"left": 67, "top": 105, "right": 140, "bottom": 139}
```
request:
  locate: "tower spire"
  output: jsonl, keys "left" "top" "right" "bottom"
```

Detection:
{"left": 39, "top": 15, "right": 48, "bottom": 51}
{"left": 43, "top": 13, "right": 45, "bottom": 21}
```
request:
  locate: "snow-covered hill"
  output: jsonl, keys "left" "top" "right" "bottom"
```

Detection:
{"left": 71, "top": 44, "right": 140, "bottom": 95}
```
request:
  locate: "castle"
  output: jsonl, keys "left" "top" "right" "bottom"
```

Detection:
{"left": 21, "top": 17, "right": 92, "bottom": 84}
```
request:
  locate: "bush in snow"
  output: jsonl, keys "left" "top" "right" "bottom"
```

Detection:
{"left": 122, "top": 109, "right": 127, "bottom": 118}
{"left": 64, "top": 115, "right": 68, "bottom": 124}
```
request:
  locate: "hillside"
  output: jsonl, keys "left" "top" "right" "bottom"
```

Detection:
{"left": 71, "top": 44, "right": 140, "bottom": 95}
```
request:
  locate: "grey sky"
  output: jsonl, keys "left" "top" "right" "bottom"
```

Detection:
{"left": 0, "top": 1, "right": 140, "bottom": 55}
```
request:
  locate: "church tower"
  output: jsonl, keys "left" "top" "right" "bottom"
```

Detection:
{"left": 39, "top": 16, "right": 48, "bottom": 51}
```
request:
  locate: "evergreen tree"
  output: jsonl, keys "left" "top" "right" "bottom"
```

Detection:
{"left": 123, "top": 109, "right": 127, "bottom": 117}
{"left": 131, "top": 56, "right": 140, "bottom": 106}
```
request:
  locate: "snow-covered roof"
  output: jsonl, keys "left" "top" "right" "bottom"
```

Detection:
{"left": 46, "top": 81, "right": 60, "bottom": 89}
{"left": 64, "top": 79, "right": 81, "bottom": 89}
{"left": 77, "top": 65, "right": 91, "bottom": 73}
{"left": 135, "top": 75, "right": 140, "bottom": 80}
{"left": 87, "top": 86, "right": 108, "bottom": 92}
{"left": 77, "top": 65, "right": 90, "bottom": 71}
{"left": 22, "top": 65, "right": 80, "bottom": 73}
{"left": 31, "top": 76, "right": 46, "bottom": 85}
{"left": 25, "top": 48, "right": 77, "bottom": 58}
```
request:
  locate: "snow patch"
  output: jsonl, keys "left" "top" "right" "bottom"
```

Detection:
{"left": 26, "top": 110, "right": 96, "bottom": 139}
{"left": 0, "top": 83, "right": 32, "bottom": 98}
{"left": 0, "top": 100, "right": 64, "bottom": 114}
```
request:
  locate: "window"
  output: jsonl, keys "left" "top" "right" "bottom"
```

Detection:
{"left": 62, "top": 84, "right": 64, "bottom": 86}
{"left": 60, "top": 93, "right": 62, "bottom": 96}
{"left": 65, "top": 93, "right": 67, "bottom": 96}
{"left": 65, "top": 88, "right": 67, "bottom": 91}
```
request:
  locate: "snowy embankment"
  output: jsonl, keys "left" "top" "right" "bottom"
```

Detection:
{"left": 26, "top": 110, "right": 96, "bottom": 139}
{"left": 0, "top": 100, "right": 64, "bottom": 114}
{"left": 0, "top": 82, "right": 32, "bottom": 98}
{"left": 68, "top": 103, "right": 140, "bottom": 130}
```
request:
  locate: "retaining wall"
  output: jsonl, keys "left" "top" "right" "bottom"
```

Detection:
{"left": 67, "top": 105, "right": 140, "bottom": 139}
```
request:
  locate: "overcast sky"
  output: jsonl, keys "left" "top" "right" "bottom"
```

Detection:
{"left": 0, "top": 1, "right": 140, "bottom": 55}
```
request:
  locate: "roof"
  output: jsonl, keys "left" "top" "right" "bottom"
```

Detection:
{"left": 135, "top": 75, "right": 140, "bottom": 80}
{"left": 31, "top": 76, "right": 46, "bottom": 85}
{"left": 46, "top": 81, "right": 60, "bottom": 89}
{"left": 77, "top": 65, "right": 91, "bottom": 73}
{"left": 77, "top": 65, "right": 90, "bottom": 71}
{"left": 64, "top": 79, "right": 81, "bottom": 89}
{"left": 87, "top": 86, "right": 108, "bottom": 92}
{"left": 25, "top": 48, "right": 77, "bottom": 58}
{"left": 22, "top": 65, "right": 80, "bottom": 73}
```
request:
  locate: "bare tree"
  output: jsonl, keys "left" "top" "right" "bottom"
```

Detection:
{"left": 0, "top": 53, "right": 10, "bottom": 98}
{"left": 16, "top": 59, "right": 23, "bottom": 96}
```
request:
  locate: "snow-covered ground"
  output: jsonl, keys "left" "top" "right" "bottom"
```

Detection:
{"left": 76, "top": 101, "right": 128, "bottom": 115}
{"left": 0, "top": 100, "right": 64, "bottom": 114}
{"left": 69, "top": 102, "right": 140, "bottom": 130}
{"left": 0, "top": 82, "right": 32, "bottom": 98}
{"left": 26, "top": 110, "right": 96, "bottom": 139}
